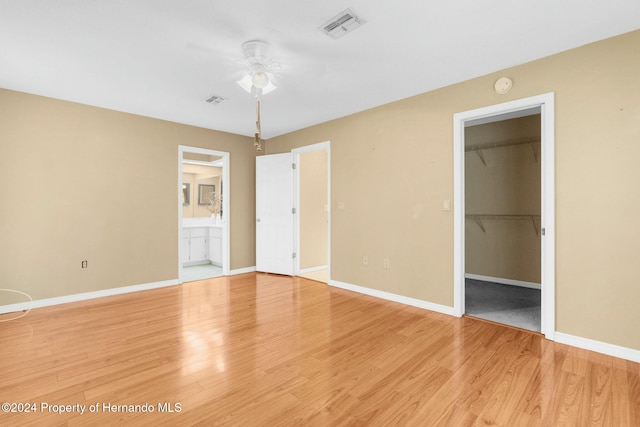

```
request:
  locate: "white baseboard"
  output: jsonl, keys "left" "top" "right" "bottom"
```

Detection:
{"left": 299, "top": 265, "right": 328, "bottom": 274}
{"left": 183, "top": 260, "right": 211, "bottom": 267}
{"left": 328, "top": 279, "right": 455, "bottom": 316}
{"left": 4, "top": 272, "right": 638, "bottom": 364}
{"left": 0, "top": 266, "right": 258, "bottom": 315}
{"left": 228, "top": 266, "right": 256, "bottom": 275}
{"left": 328, "top": 280, "right": 640, "bottom": 363}
{"left": 554, "top": 332, "right": 640, "bottom": 363}
{"left": 0, "top": 278, "right": 180, "bottom": 315}
{"left": 465, "top": 273, "right": 541, "bottom": 290}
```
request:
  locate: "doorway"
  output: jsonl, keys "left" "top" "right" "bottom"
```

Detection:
{"left": 294, "top": 142, "right": 330, "bottom": 283}
{"left": 255, "top": 141, "right": 331, "bottom": 280}
{"left": 464, "top": 111, "right": 542, "bottom": 332}
{"left": 255, "top": 152, "right": 295, "bottom": 275}
{"left": 178, "top": 145, "right": 230, "bottom": 282}
{"left": 453, "top": 93, "right": 555, "bottom": 339}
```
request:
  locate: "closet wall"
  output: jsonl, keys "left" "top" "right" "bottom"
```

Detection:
{"left": 465, "top": 114, "right": 541, "bottom": 284}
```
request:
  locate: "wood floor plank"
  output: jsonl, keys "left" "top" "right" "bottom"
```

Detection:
{"left": 0, "top": 272, "right": 638, "bottom": 426}
{"left": 474, "top": 349, "right": 541, "bottom": 426}
{"left": 577, "top": 352, "right": 613, "bottom": 426}
{"left": 625, "top": 359, "right": 640, "bottom": 424}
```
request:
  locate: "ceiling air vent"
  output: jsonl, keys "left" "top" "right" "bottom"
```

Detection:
{"left": 203, "top": 94, "right": 227, "bottom": 105}
{"left": 319, "top": 8, "right": 366, "bottom": 39}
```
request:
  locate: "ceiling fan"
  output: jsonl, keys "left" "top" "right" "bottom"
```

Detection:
{"left": 237, "top": 39, "right": 279, "bottom": 95}
{"left": 237, "top": 39, "right": 279, "bottom": 151}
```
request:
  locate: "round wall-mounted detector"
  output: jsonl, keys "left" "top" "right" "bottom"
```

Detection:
{"left": 494, "top": 77, "right": 513, "bottom": 94}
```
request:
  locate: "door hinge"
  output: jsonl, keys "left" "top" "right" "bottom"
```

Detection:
{"left": 541, "top": 227, "right": 546, "bottom": 236}
{"left": 292, "top": 207, "right": 296, "bottom": 214}
{"left": 292, "top": 252, "right": 297, "bottom": 259}
{"left": 292, "top": 163, "right": 296, "bottom": 169}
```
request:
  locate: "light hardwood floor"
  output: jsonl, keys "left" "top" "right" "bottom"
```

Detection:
{"left": 1, "top": 273, "right": 638, "bottom": 426}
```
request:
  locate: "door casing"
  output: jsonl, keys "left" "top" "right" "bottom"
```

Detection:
{"left": 453, "top": 93, "right": 555, "bottom": 339}
{"left": 292, "top": 141, "right": 331, "bottom": 278}
{"left": 178, "top": 145, "right": 230, "bottom": 279}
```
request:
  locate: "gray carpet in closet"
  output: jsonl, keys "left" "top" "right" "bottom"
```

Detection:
{"left": 465, "top": 278, "right": 541, "bottom": 333}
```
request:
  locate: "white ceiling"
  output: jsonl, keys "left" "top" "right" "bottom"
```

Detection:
{"left": 2, "top": 1, "right": 639, "bottom": 139}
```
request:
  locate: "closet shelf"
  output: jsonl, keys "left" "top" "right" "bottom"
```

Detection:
{"left": 466, "top": 137, "right": 540, "bottom": 165}
{"left": 466, "top": 214, "right": 541, "bottom": 235}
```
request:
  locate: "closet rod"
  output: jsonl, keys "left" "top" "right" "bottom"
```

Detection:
{"left": 465, "top": 137, "right": 540, "bottom": 152}
{"left": 466, "top": 214, "right": 541, "bottom": 235}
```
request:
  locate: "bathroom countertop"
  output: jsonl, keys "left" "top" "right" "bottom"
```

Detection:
{"left": 183, "top": 223, "right": 223, "bottom": 228}
{"left": 183, "top": 218, "right": 223, "bottom": 228}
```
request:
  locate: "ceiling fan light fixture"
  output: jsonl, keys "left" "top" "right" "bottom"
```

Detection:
{"left": 252, "top": 71, "right": 269, "bottom": 89}
{"left": 236, "top": 75, "right": 253, "bottom": 92}
{"left": 236, "top": 74, "right": 277, "bottom": 95}
{"left": 237, "top": 39, "right": 278, "bottom": 95}
{"left": 260, "top": 79, "right": 277, "bottom": 94}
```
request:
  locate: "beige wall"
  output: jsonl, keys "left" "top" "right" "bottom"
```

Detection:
{"left": 300, "top": 149, "right": 328, "bottom": 270}
{"left": 465, "top": 115, "right": 541, "bottom": 283}
{"left": 268, "top": 30, "right": 640, "bottom": 351}
{"left": 0, "top": 89, "right": 256, "bottom": 304}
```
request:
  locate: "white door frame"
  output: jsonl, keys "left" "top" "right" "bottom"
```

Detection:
{"left": 178, "top": 145, "right": 231, "bottom": 280}
{"left": 453, "top": 93, "right": 555, "bottom": 339}
{"left": 292, "top": 141, "right": 331, "bottom": 278}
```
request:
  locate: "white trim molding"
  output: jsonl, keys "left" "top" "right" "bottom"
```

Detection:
{"left": 178, "top": 145, "right": 231, "bottom": 278}
{"left": 329, "top": 280, "right": 456, "bottom": 316}
{"left": 228, "top": 266, "right": 256, "bottom": 275}
{"left": 0, "top": 267, "right": 259, "bottom": 316}
{"left": 0, "top": 279, "right": 180, "bottom": 315}
{"left": 328, "top": 280, "right": 640, "bottom": 363}
{"left": 554, "top": 332, "right": 640, "bottom": 363}
{"left": 292, "top": 141, "right": 331, "bottom": 280}
{"left": 465, "top": 273, "right": 541, "bottom": 290}
{"left": 453, "top": 92, "right": 555, "bottom": 340}
{"left": 299, "top": 265, "right": 328, "bottom": 274}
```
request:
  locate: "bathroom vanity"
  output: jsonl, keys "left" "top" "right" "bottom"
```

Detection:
{"left": 182, "top": 218, "right": 222, "bottom": 266}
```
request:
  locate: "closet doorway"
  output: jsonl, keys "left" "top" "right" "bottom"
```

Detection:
{"left": 453, "top": 93, "right": 555, "bottom": 339}
{"left": 464, "top": 111, "right": 542, "bottom": 332}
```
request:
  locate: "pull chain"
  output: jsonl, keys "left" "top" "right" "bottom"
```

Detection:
{"left": 254, "top": 97, "right": 262, "bottom": 151}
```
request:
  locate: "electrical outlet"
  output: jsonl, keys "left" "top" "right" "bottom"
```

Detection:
{"left": 383, "top": 258, "right": 390, "bottom": 269}
{"left": 81, "top": 260, "right": 88, "bottom": 268}
{"left": 363, "top": 256, "right": 369, "bottom": 266}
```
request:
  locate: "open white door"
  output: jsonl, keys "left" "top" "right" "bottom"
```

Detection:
{"left": 256, "top": 153, "right": 295, "bottom": 275}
